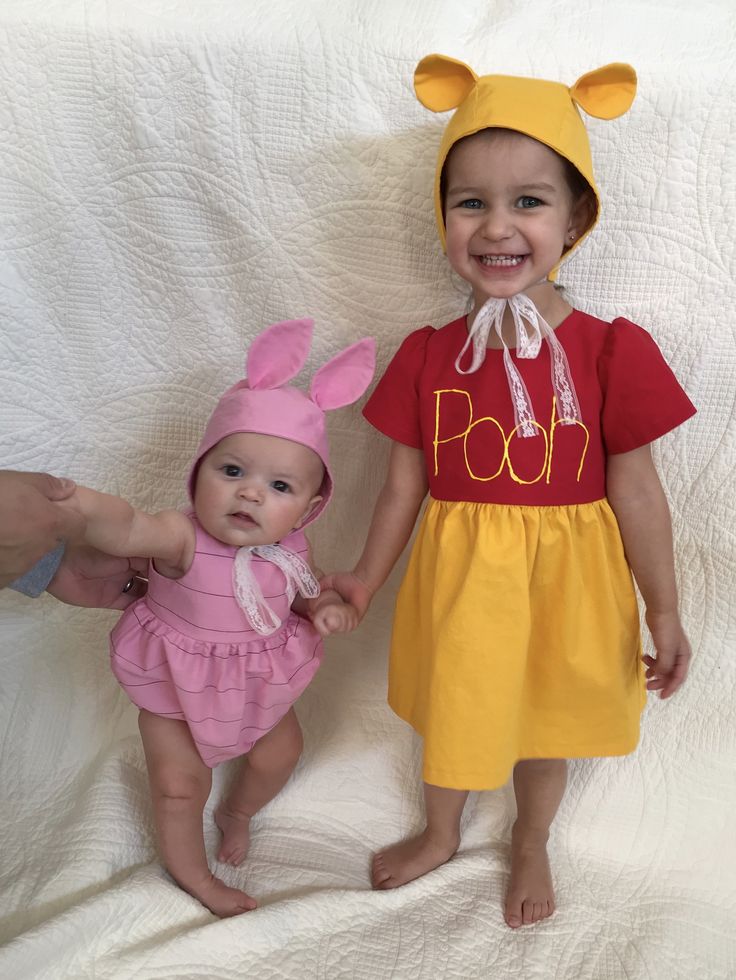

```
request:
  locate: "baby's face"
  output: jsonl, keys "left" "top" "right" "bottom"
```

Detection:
{"left": 194, "top": 432, "right": 324, "bottom": 547}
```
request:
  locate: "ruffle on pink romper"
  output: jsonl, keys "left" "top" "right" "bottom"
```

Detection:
{"left": 110, "top": 518, "right": 322, "bottom": 767}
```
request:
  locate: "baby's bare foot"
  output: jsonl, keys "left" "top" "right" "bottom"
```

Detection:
{"left": 180, "top": 871, "right": 257, "bottom": 917}
{"left": 215, "top": 802, "right": 252, "bottom": 866}
{"left": 371, "top": 829, "right": 459, "bottom": 890}
{"left": 504, "top": 825, "right": 555, "bottom": 928}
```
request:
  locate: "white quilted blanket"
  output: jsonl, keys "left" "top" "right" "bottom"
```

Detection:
{"left": 1, "top": 1, "right": 734, "bottom": 977}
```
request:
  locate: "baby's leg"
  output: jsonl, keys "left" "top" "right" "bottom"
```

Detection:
{"left": 215, "top": 707, "right": 303, "bottom": 866}
{"left": 505, "top": 757, "right": 567, "bottom": 928}
{"left": 138, "top": 709, "right": 257, "bottom": 916}
{"left": 372, "top": 782, "right": 468, "bottom": 889}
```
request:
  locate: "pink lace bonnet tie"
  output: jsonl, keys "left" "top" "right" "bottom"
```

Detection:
{"left": 454, "top": 292, "right": 581, "bottom": 438}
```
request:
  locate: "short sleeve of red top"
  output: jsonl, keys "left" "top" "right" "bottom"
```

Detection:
{"left": 363, "top": 312, "right": 696, "bottom": 506}
{"left": 599, "top": 317, "right": 696, "bottom": 454}
{"left": 363, "top": 326, "right": 433, "bottom": 449}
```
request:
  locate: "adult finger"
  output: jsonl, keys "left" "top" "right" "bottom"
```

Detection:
{"left": 21, "top": 471, "right": 77, "bottom": 502}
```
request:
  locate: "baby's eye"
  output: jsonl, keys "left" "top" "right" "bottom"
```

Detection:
{"left": 271, "top": 480, "right": 291, "bottom": 494}
{"left": 459, "top": 198, "right": 483, "bottom": 209}
{"left": 517, "top": 196, "right": 542, "bottom": 209}
{"left": 222, "top": 464, "right": 242, "bottom": 478}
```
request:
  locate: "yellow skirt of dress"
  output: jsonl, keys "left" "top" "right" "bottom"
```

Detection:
{"left": 388, "top": 497, "right": 645, "bottom": 791}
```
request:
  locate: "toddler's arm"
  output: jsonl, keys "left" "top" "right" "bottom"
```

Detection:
{"left": 320, "top": 441, "right": 428, "bottom": 622}
{"left": 58, "top": 486, "right": 194, "bottom": 577}
{"left": 606, "top": 445, "right": 691, "bottom": 698}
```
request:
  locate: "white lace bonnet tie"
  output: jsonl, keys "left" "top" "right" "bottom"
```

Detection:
{"left": 233, "top": 544, "right": 320, "bottom": 637}
{"left": 454, "top": 292, "right": 581, "bottom": 438}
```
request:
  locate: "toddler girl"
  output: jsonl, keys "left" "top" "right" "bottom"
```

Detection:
{"left": 324, "top": 56, "right": 696, "bottom": 928}
{"left": 61, "top": 318, "right": 374, "bottom": 917}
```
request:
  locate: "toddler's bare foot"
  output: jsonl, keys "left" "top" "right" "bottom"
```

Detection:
{"left": 215, "top": 802, "right": 252, "bottom": 866}
{"left": 371, "top": 829, "right": 459, "bottom": 890}
{"left": 179, "top": 871, "right": 257, "bottom": 917}
{"left": 504, "top": 824, "right": 555, "bottom": 928}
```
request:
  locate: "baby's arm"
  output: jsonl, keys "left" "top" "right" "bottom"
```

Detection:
{"left": 309, "top": 587, "right": 360, "bottom": 636}
{"left": 58, "top": 486, "right": 194, "bottom": 576}
{"left": 606, "top": 445, "right": 691, "bottom": 698}
{"left": 320, "top": 441, "right": 428, "bottom": 622}
{"left": 289, "top": 541, "right": 360, "bottom": 636}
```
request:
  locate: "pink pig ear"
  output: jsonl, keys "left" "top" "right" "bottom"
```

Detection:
{"left": 310, "top": 337, "right": 376, "bottom": 410}
{"left": 246, "top": 318, "right": 314, "bottom": 389}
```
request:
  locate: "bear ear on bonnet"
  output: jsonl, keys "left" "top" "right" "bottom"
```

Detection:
{"left": 570, "top": 63, "right": 637, "bottom": 119}
{"left": 414, "top": 54, "right": 636, "bottom": 121}
{"left": 414, "top": 54, "right": 478, "bottom": 112}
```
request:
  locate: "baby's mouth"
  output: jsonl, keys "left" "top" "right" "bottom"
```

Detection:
{"left": 231, "top": 512, "right": 257, "bottom": 527}
{"left": 477, "top": 254, "right": 525, "bottom": 267}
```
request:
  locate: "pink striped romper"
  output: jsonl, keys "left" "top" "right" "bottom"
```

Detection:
{"left": 110, "top": 515, "right": 323, "bottom": 767}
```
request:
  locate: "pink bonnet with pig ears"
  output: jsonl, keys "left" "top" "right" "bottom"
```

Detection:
{"left": 187, "top": 318, "right": 376, "bottom": 526}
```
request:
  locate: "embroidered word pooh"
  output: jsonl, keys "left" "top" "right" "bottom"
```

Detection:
{"left": 433, "top": 390, "right": 590, "bottom": 484}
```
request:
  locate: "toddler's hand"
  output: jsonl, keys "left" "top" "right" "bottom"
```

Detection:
{"left": 643, "top": 609, "right": 692, "bottom": 698}
{"left": 318, "top": 571, "right": 373, "bottom": 621}
{"left": 311, "top": 599, "right": 360, "bottom": 637}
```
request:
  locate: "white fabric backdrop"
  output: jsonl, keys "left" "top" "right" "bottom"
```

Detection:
{"left": 0, "top": 1, "right": 734, "bottom": 977}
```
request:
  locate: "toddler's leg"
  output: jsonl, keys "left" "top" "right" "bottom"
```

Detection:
{"left": 372, "top": 781, "right": 468, "bottom": 889}
{"left": 138, "top": 709, "right": 257, "bottom": 917}
{"left": 215, "top": 707, "right": 303, "bottom": 866}
{"left": 505, "top": 757, "right": 567, "bottom": 928}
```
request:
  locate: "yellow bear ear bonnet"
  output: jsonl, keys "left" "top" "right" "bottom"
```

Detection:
{"left": 414, "top": 54, "right": 636, "bottom": 265}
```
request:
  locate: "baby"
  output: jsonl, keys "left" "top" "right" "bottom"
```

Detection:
{"left": 59, "top": 318, "right": 374, "bottom": 916}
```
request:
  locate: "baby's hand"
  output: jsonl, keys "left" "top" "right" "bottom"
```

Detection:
{"left": 318, "top": 571, "right": 373, "bottom": 621}
{"left": 311, "top": 599, "right": 360, "bottom": 637}
{"left": 643, "top": 609, "right": 692, "bottom": 698}
{"left": 308, "top": 587, "right": 360, "bottom": 637}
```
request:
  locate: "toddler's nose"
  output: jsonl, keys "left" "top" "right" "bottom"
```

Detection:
{"left": 480, "top": 207, "right": 513, "bottom": 241}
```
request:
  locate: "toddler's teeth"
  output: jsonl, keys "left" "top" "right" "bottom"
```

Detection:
{"left": 479, "top": 254, "right": 523, "bottom": 267}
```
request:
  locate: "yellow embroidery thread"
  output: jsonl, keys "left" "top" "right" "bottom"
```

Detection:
{"left": 433, "top": 390, "right": 589, "bottom": 484}
{"left": 546, "top": 397, "right": 590, "bottom": 484}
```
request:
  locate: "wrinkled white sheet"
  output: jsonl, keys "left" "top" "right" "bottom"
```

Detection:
{"left": 0, "top": 1, "right": 734, "bottom": 977}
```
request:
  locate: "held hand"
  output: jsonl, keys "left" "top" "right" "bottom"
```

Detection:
{"left": 317, "top": 571, "right": 374, "bottom": 622}
{"left": 47, "top": 546, "right": 148, "bottom": 609}
{"left": 643, "top": 609, "right": 692, "bottom": 699}
{"left": 311, "top": 599, "right": 360, "bottom": 637}
{"left": 0, "top": 471, "right": 83, "bottom": 588}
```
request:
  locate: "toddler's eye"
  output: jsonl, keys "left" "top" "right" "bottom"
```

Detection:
{"left": 223, "top": 464, "right": 242, "bottom": 478}
{"left": 272, "top": 480, "right": 291, "bottom": 494}
{"left": 459, "top": 198, "right": 483, "bottom": 209}
{"left": 518, "top": 196, "right": 542, "bottom": 209}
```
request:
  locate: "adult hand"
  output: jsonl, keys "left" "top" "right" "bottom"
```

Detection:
{"left": 47, "top": 545, "right": 148, "bottom": 609}
{"left": 0, "top": 471, "right": 83, "bottom": 589}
